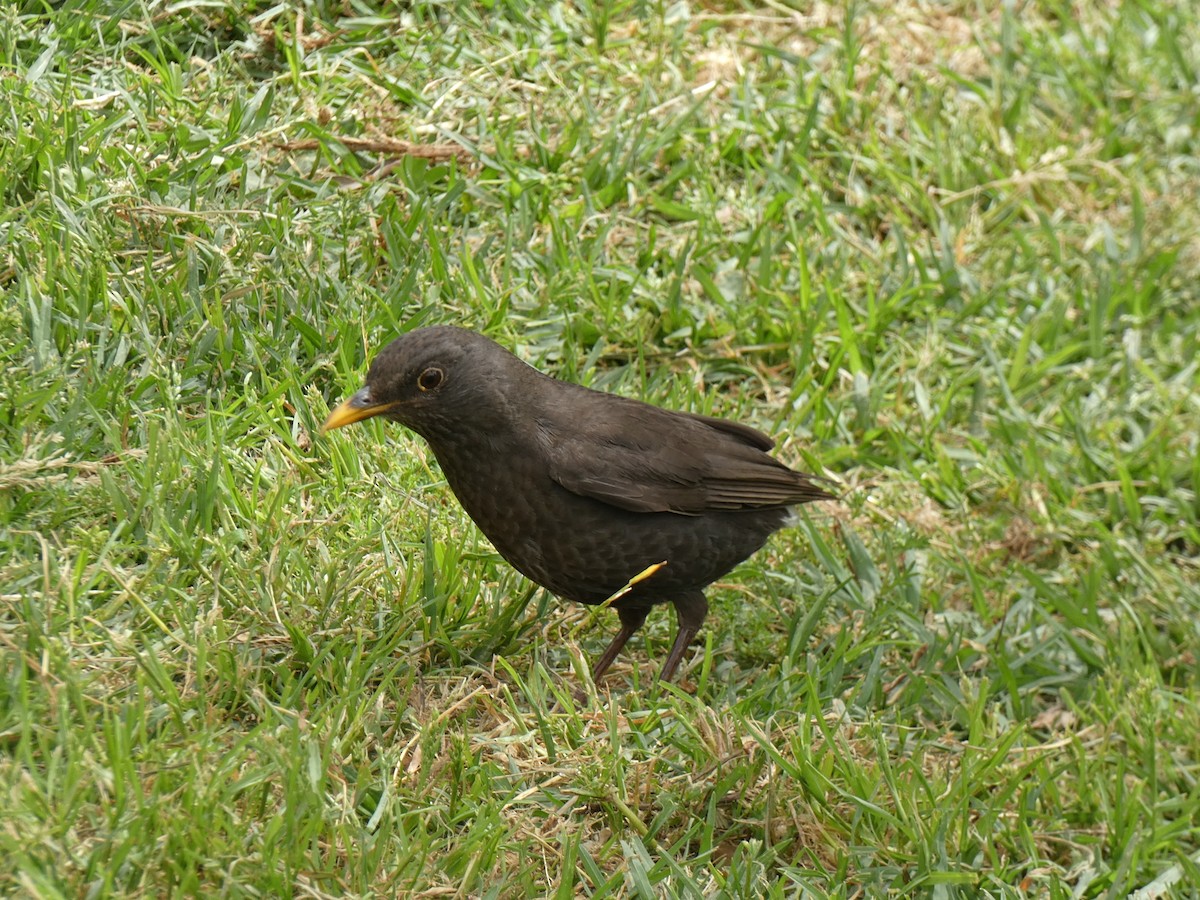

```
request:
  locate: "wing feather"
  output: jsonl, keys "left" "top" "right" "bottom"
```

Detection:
{"left": 536, "top": 387, "right": 834, "bottom": 515}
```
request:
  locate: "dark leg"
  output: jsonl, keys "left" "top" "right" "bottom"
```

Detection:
{"left": 592, "top": 606, "right": 649, "bottom": 681}
{"left": 659, "top": 592, "right": 708, "bottom": 682}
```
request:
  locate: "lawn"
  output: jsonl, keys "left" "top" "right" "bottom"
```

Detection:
{"left": 1, "top": 0, "right": 1198, "bottom": 896}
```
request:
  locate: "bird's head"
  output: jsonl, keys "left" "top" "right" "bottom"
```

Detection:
{"left": 322, "top": 326, "right": 526, "bottom": 441}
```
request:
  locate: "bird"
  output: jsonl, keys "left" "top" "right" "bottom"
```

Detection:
{"left": 322, "top": 326, "right": 834, "bottom": 683}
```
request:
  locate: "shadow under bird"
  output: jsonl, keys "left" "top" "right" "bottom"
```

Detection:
{"left": 322, "top": 326, "right": 834, "bottom": 683}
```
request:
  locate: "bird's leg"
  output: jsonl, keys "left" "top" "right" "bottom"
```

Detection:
{"left": 659, "top": 592, "right": 708, "bottom": 682}
{"left": 591, "top": 606, "right": 649, "bottom": 682}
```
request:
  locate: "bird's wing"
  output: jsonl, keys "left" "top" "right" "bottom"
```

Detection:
{"left": 537, "top": 392, "right": 833, "bottom": 515}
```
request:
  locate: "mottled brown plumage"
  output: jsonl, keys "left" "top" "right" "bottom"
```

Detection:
{"left": 323, "top": 326, "right": 834, "bottom": 683}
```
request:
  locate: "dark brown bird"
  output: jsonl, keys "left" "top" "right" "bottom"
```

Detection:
{"left": 322, "top": 326, "right": 833, "bottom": 683}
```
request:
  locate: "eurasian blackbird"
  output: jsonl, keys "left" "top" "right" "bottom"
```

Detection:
{"left": 322, "top": 326, "right": 834, "bottom": 683}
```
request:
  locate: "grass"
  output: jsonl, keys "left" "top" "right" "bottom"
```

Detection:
{"left": 1, "top": 0, "right": 1198, "bottom": 895}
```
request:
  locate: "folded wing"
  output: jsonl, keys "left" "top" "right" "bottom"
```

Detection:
{"left": 537, "top": 391, "right": 834, "bottom": 515}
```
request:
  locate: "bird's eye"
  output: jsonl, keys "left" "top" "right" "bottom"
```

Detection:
{"left": 417, "top": 367, "right": 444, "bottom": 391}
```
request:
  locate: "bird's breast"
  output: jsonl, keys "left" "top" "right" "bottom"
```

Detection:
{"left": 424, "top": 431, "right": 787, "bottom": 607}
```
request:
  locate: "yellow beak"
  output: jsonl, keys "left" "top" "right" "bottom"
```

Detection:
{"left": 321, "top": 387, "right": 399, "bottom": 432}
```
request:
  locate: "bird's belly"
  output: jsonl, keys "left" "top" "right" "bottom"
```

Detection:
{"left": 435, "top": 449, "right": 786, "bottom": 606}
